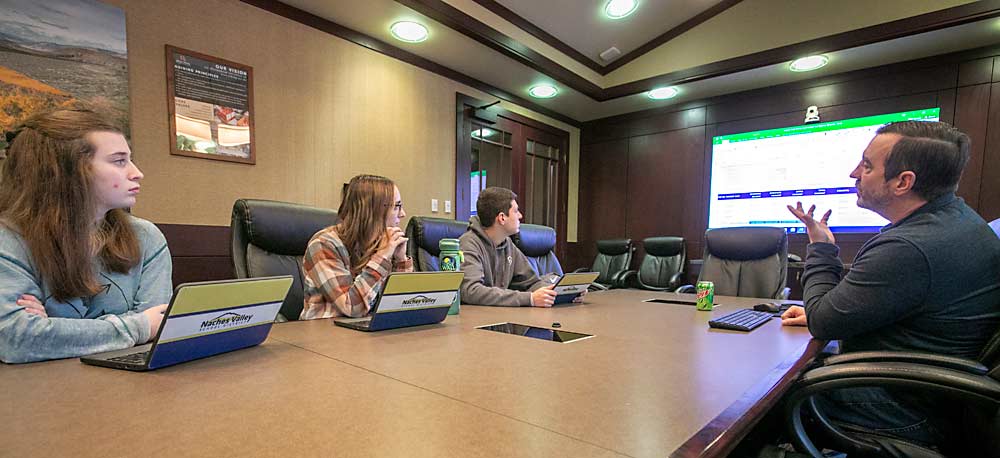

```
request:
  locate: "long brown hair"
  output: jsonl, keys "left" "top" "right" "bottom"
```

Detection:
{"left": 0, "top": 105, "right": 140, "bottom": 301}
{"left": 336, "top": 174, "right": 395, "bottom": 275}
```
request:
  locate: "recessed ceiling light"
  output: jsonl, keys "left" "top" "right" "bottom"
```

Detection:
{"left": 528, "top": 84, "right": 558, "bottom": 98}
{"left": 647, "top": 86, "right": 679, "bottom": 100}
{"left": 390, "top": 21, "right": 428, "bottom": 43}
{"left": 789, "top": 55, "right": 828, "bottom": 72}
{"left": 605, "top": 0, "right": 638, "bottom": 19}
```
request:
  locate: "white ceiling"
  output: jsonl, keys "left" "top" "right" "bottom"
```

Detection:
{"left": 272, "top": 0, "right": 999, "bottom": 122}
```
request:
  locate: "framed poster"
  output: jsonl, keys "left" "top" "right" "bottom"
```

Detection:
{"left": 165, "top": 45, "right": 255, "bottom": 164}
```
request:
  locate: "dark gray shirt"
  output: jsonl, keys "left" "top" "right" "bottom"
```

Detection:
{"left": 802, "top": 194, "right": 1000, "bottom": 358}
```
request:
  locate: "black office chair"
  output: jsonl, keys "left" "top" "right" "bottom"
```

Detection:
{"left": 230, "top": 198, "right": 339, "bottom": 321}
{"left": 677, "top": 227, "right": 789, "bottom": 299}
{"left": 619, "top": 236, "right": 686, "bottom": 291}
{"left": 511, "top": 223, "right": 563, "bottom": 277}
{"left": 574, "top": 239, "right": 634, "bottom": 289}
{"left": 784, "top": 329, "right": 1000, "bottom": 458}
{"left": 405, "top": 216, "right": 469, "bottom": 271}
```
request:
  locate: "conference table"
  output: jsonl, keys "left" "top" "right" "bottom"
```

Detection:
{"left": 1, "top": 290, "right": 824, "bottom": 457}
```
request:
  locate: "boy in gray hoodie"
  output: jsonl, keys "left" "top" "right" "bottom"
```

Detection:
{"left": 459, "top": 187, "right": 558, "bottom": 307}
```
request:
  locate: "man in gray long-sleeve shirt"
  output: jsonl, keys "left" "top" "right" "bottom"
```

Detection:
{"left": 783, "top": 121, "right": 1000, "bottom": 448}
{"left": 459, "top": 187, "right": 559, "bottom": 307}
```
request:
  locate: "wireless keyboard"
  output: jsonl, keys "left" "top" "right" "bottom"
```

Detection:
{"left": 708, "top": 309, "right": 773, "bottom": 332}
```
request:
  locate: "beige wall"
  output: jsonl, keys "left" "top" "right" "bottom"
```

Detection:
{"left": 107, "top": 0, "right": 579, "bottom": 240}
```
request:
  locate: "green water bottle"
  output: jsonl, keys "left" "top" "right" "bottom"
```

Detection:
{"left": 439, "top": 238, "right": 463, "bottom": 315}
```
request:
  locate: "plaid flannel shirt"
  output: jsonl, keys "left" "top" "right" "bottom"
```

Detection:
{"left": 301, "top": 226, "right": 413, "bottom": 320}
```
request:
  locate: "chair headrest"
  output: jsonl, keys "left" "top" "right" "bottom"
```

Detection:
{"left": 596, "top": 239, "right": 632, "bottom": 256}
{"left": 406, "top": 217, "right": 469, "bottom": 256}
{"left": 232, "top": 199, "right": 339, "bottom": 256}
{"left": 513, "top": 224, "right": 556, "bottom": 257}
{"left": 705, "top": 227, "right": 786, "bottom": 261}
{"left": 643, "top": 237, "right": 684, "bottom": 257}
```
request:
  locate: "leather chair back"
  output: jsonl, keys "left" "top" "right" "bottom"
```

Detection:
{"left": 699, "top": 227, "right": 787, "bottom": 299}
{"left": 592, "top": 239, "right": 633, "bottom": 285}
{"left": 230, "top": 199, "right": 339, "bottom": 321}
{"left": 405, "top": 216, "right": 469, "bottom": 271}
{"left": 512, "top": 223, "right": 563, "bottom": 276}
{"left": 638, "top": 236, "right": 685, "bottom": 290}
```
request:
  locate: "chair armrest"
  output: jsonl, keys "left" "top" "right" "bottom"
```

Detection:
{"left": 609, "top": 269, "right": 631, "bottom": 288}
{"left": 822, "top": 351, "right": 988, "bottom": 375}
{"left": 785, "top": 361, "right": 1000, "bottom": 457}
{"left": 667, "top": 272, "right": 684, "bottom": 291}
{"left": 572, "top": 267, "right": 590, "bottom": 273}
{"left": 675, "top": 284, "right": 695, "bottom": 294}
{"left": 617, "top": 270, "right": 637, "bottom": 289}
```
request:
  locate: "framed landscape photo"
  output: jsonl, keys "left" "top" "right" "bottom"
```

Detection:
{"left": 165, "top": 45, "right": 255, "bottom": 164}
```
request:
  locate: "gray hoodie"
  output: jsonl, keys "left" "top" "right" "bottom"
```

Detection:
{"left": 459, "top": 216, "right": 544, "bottom": 306}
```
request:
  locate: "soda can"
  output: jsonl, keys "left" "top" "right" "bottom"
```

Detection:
{"left": 696, "top": 281, "right": 715, "bottom": 311}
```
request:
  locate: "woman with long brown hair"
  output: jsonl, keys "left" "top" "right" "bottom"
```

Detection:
{"left": 0, "top": 105, "right": 172, "bottom": 363}
{"left": 300, "top": 174, "right": 412, "bottom": 319}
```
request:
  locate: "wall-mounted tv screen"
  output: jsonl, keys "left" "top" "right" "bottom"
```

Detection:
{"left": 708, "top": 108, "right": 940, "bottom": 233}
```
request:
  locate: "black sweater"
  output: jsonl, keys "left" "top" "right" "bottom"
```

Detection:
{"left": 802, "top": 193, "right": 1000, "bottom": 359}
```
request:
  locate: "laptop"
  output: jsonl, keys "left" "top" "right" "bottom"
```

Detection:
{"left": 80, "top": 276, "right": 293, "bottom": 371}
{"left": 552, "top": 271, "right": 600, "bottom": 304}
{"left": 334, "top": 271, "right": 464, "bottom": 332}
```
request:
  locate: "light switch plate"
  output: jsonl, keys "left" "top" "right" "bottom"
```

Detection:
{"left": 431, "top": 199, "right": 439, "bottom": 212}
{"left": 445, "top": 200, "right": 452, "bottom": 214}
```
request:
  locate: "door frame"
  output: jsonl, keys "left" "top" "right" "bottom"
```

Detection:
{"left": 455, "top": 93, "right": 570, "bottom": 260}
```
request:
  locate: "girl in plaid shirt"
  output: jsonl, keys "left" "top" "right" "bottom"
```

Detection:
{"left": 300, "top": 175, "right": 413, "bottom": 319}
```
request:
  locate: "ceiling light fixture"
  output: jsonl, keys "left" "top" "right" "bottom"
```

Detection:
{"left": 528, "top": 84, "right": 558, "bottom": 98}
{"left": 390, "top": 21, "right": 428, "bottom": 43}
{"left": 605, "top": 0, "right": 638, "bottom": 19}
{"left": 647, "top": 86, "right": 679, "bottom": 100}
{"left": 789, "top": 55, "right": 829, "bottom": 72}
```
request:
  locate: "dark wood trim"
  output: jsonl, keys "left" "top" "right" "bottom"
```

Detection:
{"left": 239, "top": 0, "right": 582, "bottom": 127}
{"left": 395, "top": 0, "right": 604, "bottom": 99}
{"left": 603, "top": 1, "right": 1000, "bottom": 100}
{"left": 156, "top": 223, "right": 231, "bottom": 257}
{"left": 585, "top": 43, "right": 1000, "bottom": 134}
{"left": 670, "top": 339, "right": 828, "bottom": 458}
{"left": 469, "top": 0, "right": 605, "bottom": 74}
{"left": 602, "top": 0, "right": 744, "bottom": 74}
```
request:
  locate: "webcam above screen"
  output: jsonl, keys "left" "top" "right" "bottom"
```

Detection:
{"left": 707, "top": 108, "right": 940, "bottom": 234}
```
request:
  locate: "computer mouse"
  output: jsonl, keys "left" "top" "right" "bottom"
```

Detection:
{"left": 753, "top": 302, "right": 781, "bottom": 313}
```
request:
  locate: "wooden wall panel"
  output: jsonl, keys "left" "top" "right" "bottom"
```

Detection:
{"left": 157, "top": 224, "right": 234, "bottom": 287}
{"left": 706, "top": 65, "right": 955, "bottom": 125}
{"left": 954, "top": 84, "right": 992, "bottom": 211}
{"left": 981, "top": 82, "right": 1000, "bottom": 222}
{"left": 626, "top": 127, "right": 706, "bottom": 256}
{"left": 580, "top": 48, "right": 1000, "bottom": 269}
{"left": 958, "top": 57, "right": 994, "bottom": 86}
{"left": 576, "top": 139, "right": 630, "bottom": 264}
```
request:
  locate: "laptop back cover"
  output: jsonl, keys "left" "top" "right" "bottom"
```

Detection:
{"left": 368, "top": 271, "right": 463, "bottom": 331}
{"left": 553, "top": 272, "right": 599, "bottom": 304}
{"left": 147, "top": 276, "right": 292, "bottom": 369}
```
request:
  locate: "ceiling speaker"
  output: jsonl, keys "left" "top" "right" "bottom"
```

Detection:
{"left": 599, "top": 47, "right": 621, "bottom": 62}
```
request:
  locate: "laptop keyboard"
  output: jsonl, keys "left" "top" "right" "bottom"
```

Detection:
{"left": 109, "top": 352, "right": 150, "bottom": 364}
{"left": 708, "top": 309, "right": 773, "bottom": 332}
